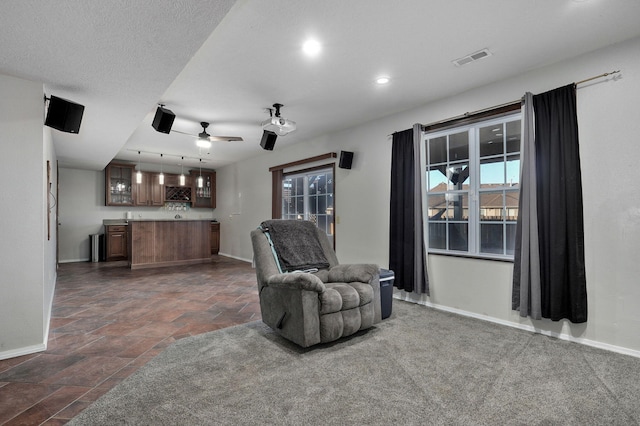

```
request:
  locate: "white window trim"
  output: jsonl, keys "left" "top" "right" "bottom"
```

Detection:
{"left": 422, "top": 112, "right": 522, "bottom": 261}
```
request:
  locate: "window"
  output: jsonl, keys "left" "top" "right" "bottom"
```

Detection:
{"left": 424, "top": 112, "right": 521, "bottom": 259}
{"left": 281, "top": 166, "right": 334, "bottom": 240}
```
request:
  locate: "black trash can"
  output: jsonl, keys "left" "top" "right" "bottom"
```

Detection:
{"left": 379, "top": 269, "right": 394, "bottom": 319}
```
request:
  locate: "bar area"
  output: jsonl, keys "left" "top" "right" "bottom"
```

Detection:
{"left": 128, "top": 219, "right": 211, "bottom": 269}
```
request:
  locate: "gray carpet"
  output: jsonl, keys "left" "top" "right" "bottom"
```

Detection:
{"left": 69, "top": 301, "right": 640, "bottom": 425}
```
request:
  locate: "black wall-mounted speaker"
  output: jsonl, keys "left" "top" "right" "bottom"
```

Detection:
{"left": 152, "top": 106, "right": 175, "bottom": 134}
{"left": 45, "top": 95, "right": 85, "bottom": 134}
{"left": 260, "top": 130, "right": 277, "bottom": 150}
{"left": 339, "top": 151, "right": 354, "bottom": 169}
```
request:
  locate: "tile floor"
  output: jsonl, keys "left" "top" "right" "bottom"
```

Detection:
{"left": 0, "top": 256, "right": 260, "bottom": 425}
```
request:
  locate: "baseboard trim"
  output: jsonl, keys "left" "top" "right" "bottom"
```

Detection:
{"left": 218, "top": 252, "right": 252, "bottom": 263}
{"left": 60, "top": 255, "right": 253, "bottom": 265}
{"left": 0, "top": 343, "right": 46, "bottom": 361}
{"left": 0, "top": 274, "right": 57, "bottom": 361}
{"left": 394, "top": 294, "right": 640, "bottom": 359}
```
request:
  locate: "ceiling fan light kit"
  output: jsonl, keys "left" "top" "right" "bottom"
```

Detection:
{"left": 196, "top": 139, "right": 212, "bottom": 148}
{"left": 196, "top": 122, "right": 213, "bottom": 148}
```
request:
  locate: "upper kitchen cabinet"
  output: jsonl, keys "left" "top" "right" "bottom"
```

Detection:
{"left": 164, "top": 174, "right": 193, "bottom": 203}
{"left": 105, "top": 162, "right": 135, "bottom": 206}
{"left": 134, "top": 172, "right": 164, "bottom": 206}
{"left": 190, "top": 170, "right": 216, "bottom": 208}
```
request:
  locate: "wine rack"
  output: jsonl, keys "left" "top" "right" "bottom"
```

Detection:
{"left": 165, "top": 186, "right": 192, "bottom": 202}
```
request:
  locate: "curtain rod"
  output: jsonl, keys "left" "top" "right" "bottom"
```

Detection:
{"left": 575, "top": 69, "right": 620, "bottom": 85}
{"left": 407, "top": 70, "right": 622, "bottom": 133}
{"left": 418, "top": 100, "right": 521, "bottom": 131}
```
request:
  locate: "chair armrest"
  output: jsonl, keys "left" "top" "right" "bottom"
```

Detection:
{"left": 328, "top": 264, "right": 379, "bottom": 283}
{"left": 265, "top": 272, "right": 326, "bottom": 293}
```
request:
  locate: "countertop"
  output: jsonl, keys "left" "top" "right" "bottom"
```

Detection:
{"left": 103, "top": 219, "right": 218, "bottom": 225}
{"left": 103, "top": 219, "right": 129, "bottom": 226}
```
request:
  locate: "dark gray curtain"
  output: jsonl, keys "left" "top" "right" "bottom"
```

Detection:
{"left": 512, "top": 84, "right": 587, "bottom": 323}
{"left": 389, "top": 124, "right": 429, "bottom": 295}
{"left": 512, "top": 93, "right": 542, "bottom": 319}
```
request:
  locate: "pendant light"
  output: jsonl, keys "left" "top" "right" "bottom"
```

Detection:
{"left": 136, "top": 151, "right": 143, "bottom": 184}
{"left": 158, "top": 154, "right": 165, "bottom": 185}
{"left": 197, "top": 159, "right": 204, "bottom": 188}
{"left": 179, "top": 157, "right": 186, "bottom": 186}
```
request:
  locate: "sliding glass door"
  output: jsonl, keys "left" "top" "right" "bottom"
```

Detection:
{"left": 281, "top": 166, "right": 334, "bottom": 240}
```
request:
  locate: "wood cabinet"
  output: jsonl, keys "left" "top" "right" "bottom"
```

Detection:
{"left": 211, "top": 222, "right": 220, "bottom": 255}
{"left": 105, "top": 163, "right": 135, "bottom": 206}
{"left": 105, "top": 165, "right": 215, "bottom": 208}
{"left": 164, "top": 174, "right": 193, "bottom": 203}
{"left": 191, "top": 170, "right": 216, "bottom": 208}
{"left": 134, "top": 172, "right": 163, "bottom": 206}
{"left": 163, "top": 173, "right": 191, "bottom": 187}
{"left": 128, "top": 220, "right": 211, "bottom": 269}
{"left": 105, "top": 225, "right": 128, "bottom": 261}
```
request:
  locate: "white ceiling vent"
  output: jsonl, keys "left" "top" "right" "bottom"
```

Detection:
{"left": 452, "top": 48, "right": 492, "bottom": 67}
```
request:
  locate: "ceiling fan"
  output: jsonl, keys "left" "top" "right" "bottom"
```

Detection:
{"left": 172, "top": 122, "right": 243, "bottom": 148}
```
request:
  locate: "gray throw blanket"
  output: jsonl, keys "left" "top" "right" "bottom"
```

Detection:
{"left": 260, "top": 220, "right": 330, "bottom": 272}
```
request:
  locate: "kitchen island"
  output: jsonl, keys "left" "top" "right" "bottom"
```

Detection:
{"left": 127, "top": 219, "right": 211, "bottom": 269}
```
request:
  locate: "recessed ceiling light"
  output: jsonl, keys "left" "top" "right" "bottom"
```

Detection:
{"left": 375, "top": 76, "right": 390, "bottom": 85}
{"left": 302, "top": 39, "right": 321, "bottom": 57}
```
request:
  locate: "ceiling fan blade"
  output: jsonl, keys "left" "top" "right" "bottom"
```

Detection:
{"left": 209, "top": 136, "right": 244, "bottom": 142}
{"left": 171, "top": 129, "right": 243, "bottom": 142}
{"left": 171, "top": 129, "right": 197, "bottom": 137}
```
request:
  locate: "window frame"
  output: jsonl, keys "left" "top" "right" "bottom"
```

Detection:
{"left": 280, "top": 164, "right": 335, "bottom": 238}
{"left": 423, "top": 111, "right": 522, "bottom": 261}
{"left": 269, "top": 153, "right": 338, "bottom": 248}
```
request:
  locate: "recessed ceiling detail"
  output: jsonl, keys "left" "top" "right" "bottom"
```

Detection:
{"left": 452, "top": 48, "right": 492, "bottom": 67}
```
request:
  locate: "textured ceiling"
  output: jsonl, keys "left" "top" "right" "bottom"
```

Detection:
{"left": 2, "top": 0, "right": 640, "bottom": 171}
{"left": 0, "top": 0, "right": 237, "bottom": 170}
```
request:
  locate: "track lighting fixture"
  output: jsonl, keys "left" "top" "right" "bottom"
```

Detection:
{"left": 136, "top": 151, "right": 143, "bottom": 184}
{"left": 179, "top": 157, "right": 186, "bottom": 186}
{"left": 159, "top": 154, "right": 164, "bottom": 185}
{"left": 197, "top": 159, "right": 204, "bottom": 188}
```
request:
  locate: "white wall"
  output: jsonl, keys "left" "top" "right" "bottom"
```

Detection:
{"left": 215, "top": 37, "right": 640, "bottom": 355}
{"left": 58, "top": 165, "right": 216, "bottom": 262}
{"left": 43, "top": 122, "right": 57, "bottom": 338}
{"left": 0, "top": 73, "right": 57, "bottom": 359}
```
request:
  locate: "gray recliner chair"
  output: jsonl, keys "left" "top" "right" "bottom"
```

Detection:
{"left": 251, "top": 220, "right": 381, "bottom": 348}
